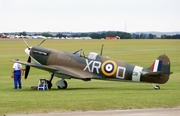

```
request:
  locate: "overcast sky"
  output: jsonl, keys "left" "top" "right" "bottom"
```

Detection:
{"left": 0, "top": 0, "right": 180, "bottom": 32}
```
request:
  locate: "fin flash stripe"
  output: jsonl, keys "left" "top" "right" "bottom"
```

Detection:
{"left": 150, "top": 60, "right": 162, "bottom": 72}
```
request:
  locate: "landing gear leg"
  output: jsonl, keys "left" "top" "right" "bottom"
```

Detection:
{"left": 46, "top": 73, "right": 54, "bottom": 89}
{"left": 152, "top": 83, "right": 160, "bottom": 90}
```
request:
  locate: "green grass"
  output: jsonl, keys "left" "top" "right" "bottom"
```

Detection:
{"left": 0, "top": 38, "right": 180, "bottom": 114}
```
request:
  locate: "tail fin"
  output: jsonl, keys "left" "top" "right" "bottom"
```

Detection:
{"left": 150, "top": 54, "right": 171, "bottom": 74}
{"left": 149, "top": 54, "right": 172, "bottom": 84}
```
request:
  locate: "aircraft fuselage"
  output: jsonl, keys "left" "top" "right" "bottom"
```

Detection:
{"left": 28, "top": 46, "right": 170, "bottom": 84}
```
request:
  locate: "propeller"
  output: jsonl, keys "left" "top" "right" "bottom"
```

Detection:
{"left": 22, "top": 37, "right": 31, "bottom": 79}
{"left": 22, "top": 38, "right": 47, "bottom": 79}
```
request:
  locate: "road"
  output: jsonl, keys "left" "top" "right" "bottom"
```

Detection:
{"left": 6, "top": 107, "right": 180, "bottom": 116}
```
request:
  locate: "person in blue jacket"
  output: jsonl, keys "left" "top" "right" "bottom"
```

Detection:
{"left": 12, "top": 58, "right": 22, "bottom": 89}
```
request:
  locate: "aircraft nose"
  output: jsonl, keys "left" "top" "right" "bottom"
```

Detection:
{"left": 25, "top": 47, "right": 31, "bottom": 56}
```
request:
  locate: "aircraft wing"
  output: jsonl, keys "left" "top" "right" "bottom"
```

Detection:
{"left": 54, "top": 65, "right": 94, "bottom": 79}
{"left": 11, "top": 60, "right": 59, "bottom": 72}
{"left": 11, "top": 60, "right": 93, "bottom": 79}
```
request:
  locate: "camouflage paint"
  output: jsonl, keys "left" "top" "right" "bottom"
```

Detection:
{"left": 26, "top": 46, "right": 172, "bottom": 84}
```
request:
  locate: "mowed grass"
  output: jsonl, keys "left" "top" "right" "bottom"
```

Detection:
{"left": 0, "top": 38, "right": 180, "bottom": 114}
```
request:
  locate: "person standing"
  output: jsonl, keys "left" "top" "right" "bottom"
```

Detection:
{"left": 12, "top": 58, "right": 22, "bottom": 89}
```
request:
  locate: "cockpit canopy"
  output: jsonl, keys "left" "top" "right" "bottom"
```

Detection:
{"left": 87, "top": 52, "right": 98, "bottom": 60}
{"left": 74, "top": 49, "right": 98, "bottom": 60}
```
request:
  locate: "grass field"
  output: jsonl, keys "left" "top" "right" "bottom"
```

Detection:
{"left": 0, "top": 38, "right": 180, "bottom": 114}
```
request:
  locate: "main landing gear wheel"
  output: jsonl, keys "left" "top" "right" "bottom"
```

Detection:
{"left": 56, "top": 80, "right": 68, "bottom": 89}
{"left": 152, "top": 83, "right": 160, "bottom": 90}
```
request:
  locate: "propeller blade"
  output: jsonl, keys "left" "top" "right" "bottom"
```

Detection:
{"left": 25, "top": 66, "right": 30, "bottom": 79}
{"left": 37, "top": 38, "right": 47, "bottom": 47}
{"left": 22, "top": 38, "right": 30, "bottom": 49}
{"left": 24, "top": 56, "right": 31, "bottom": 79}
{"left": 27, "top": 56, "right": 31, "bottom": 62}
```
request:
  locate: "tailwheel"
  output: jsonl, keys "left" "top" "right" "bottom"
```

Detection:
{"left": 154, "top": 85, "right": 160, "bottom": 90}
{"left": 152, "top": 83, "right": 160, "bottom": 90}
{"left": 56, "top": 79, "right": 68, "bottom": 89}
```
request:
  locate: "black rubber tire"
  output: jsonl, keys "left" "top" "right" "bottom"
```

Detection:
{"left": 155, "top": 85, "right": 160, "bottom": 90}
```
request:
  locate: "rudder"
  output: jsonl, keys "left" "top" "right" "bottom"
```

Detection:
{"left": 149, "top": 54, "right": 172, "bottom": 84}
{"left": 150, "top": 54, "right": 171, "bottom": 74}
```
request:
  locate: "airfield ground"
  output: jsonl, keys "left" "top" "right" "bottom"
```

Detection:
{"left": 0, "top": 38, "right": 179, "bottom": 115}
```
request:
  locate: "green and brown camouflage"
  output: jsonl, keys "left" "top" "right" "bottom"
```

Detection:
{"left": 12, "top": 43, "right": 172, "bottom": 90}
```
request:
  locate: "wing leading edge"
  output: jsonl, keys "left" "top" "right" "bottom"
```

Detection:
{"left": 11, "top": 60, "right": 93, "bottom": 79}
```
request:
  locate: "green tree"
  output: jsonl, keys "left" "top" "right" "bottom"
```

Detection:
{"left": 56, "top": 33, "right": 66, "bottom": 38}
{"left": 89, "top": 33, "right": 101, "bottom": 39}
{"left": 149, "top": 33, "right": 155, "bottom": 39}
{"left": 19, "top": 31, "right": 27, "bottom": 36}
{"left": 42, "top": 33, "right": 53, "bottom": 37}
{"left": 80, "top": 33, "right": 89, "bottom": 37}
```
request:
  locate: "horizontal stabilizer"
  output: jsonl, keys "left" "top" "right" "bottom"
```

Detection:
{"left": 141, "top": 71, "right": 162, "bottom": 76}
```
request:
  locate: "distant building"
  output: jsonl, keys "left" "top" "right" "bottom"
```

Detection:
{"left": 106, "top": 36, "right": 120, "bottom": 40}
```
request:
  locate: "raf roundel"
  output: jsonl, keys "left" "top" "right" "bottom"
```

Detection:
{"left": 101, "top": 60, "right": 117, "bottom": 76}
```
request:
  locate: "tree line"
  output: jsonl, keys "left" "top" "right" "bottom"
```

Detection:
{"left": 161, "top": 34, "right": 180, "bottom": 39}
{"left": 2, "top": 31, "right": 180, "bottom": 39}
{"left": 46, "top": 31, "right": 180, "bottom": 39}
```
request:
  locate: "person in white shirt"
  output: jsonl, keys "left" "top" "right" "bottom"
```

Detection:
{"left": 12, "top": 58, "right": 22, "bottom": 89}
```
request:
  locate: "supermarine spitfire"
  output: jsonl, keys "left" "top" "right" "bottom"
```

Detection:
{"left": 12, "top": 39, "right": 173, "bottom": 90}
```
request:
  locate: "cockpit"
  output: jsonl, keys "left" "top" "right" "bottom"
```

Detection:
{"left": 73, "top": 49, "right": 98, "bottom": 60}
{"left": 87, "top": 52, "right": 98, "bottom": 60}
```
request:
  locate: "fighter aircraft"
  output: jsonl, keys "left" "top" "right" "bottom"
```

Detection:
{"left": 11, "top": 39, "right": 173, "bottom": 90}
